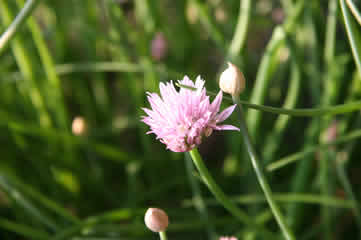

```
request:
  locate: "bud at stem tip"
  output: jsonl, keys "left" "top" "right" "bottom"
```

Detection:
{"left": 144, "top": 208, "right": 169, "bottom": 232}
{"left": 219, "top": 62, "right": 245, "bottom": 97}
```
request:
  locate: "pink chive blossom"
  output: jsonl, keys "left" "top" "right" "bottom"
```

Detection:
{"left": 141, "top": 76, "right": 239, "bottom": 152}
{"left": 219, "top": 237, "right": 238, "bottom": 240}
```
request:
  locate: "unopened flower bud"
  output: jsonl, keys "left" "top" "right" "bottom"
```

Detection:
{"left": 219, "top": 236, "right": 238, "bottom": 240}
{"left": 144, "top": 208, "right": 169, "bottom": 232}
{"left": 219, "top": 62, "right": 245, "bottom": 97}
{"left": 325, "top": 120, "right": 338, "bottom": 143}
{"left": 151, "top": 32, "right": 168, "bottom": 61}
{"left": 72, "top": 116, "right": 87, "bottom": 136}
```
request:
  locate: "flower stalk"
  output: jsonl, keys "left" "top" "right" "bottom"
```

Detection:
{"left": 159, "top": 231, "right": 167, "bottom": 240}
{"left": 232, "top": 96, "right": 295, "bottom": 240}
{"left": 189, "top": 148, "right": 252, "bottom": 225}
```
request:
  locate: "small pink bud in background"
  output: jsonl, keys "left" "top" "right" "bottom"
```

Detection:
{"left": 144, "top": 208, "right": 169, "bottom": 232}
{"left": 272, "top": 7, "right": 285, "bottom": 24}
{"left": 72, "top": 116, "right": 87, "bottom": 136}
{"left": 219, "top": 236, "right": 238, "bottom": 240}
{"left": 219, "top": 62, "right": 245, "bottom": 97}
{"left": 323, "top": 120, "right": 338, "bottom": 143}
{"left": 151, "top": 32, "right": 168, "bottom": 61}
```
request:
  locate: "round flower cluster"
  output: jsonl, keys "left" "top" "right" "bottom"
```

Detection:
{"left": 142, "top": 76, "right": 239, "bottom": 152}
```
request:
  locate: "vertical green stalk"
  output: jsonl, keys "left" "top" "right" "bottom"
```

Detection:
{"left": 159, "top": 231, "right": 168, "bottom": 240}
{"left": 188, "top": 148, "right": 253, "bottom": 225}
{"left": 324, "top": 0, "right": 338, "bottom": 65}
{"left": 228, "top": 0, "right": 251, "bottom": 59}
{"left": 185, "top": 153, "right": 216, "bottom": 239}
{"left": 233, "top": 97, "right": 295, "bottom": 240}
{"left": 320, "top": 1, "right": 338, "bottom": 238}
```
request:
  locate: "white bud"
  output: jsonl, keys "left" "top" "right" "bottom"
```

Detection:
{"left": 219, "top": 62, "right": 245, "bottom": 97}
{"left": 144, "top": 208, "right": 169, "bottom": 232}
{"left": 72, "top": 116, "right": 87, "bottom": 136}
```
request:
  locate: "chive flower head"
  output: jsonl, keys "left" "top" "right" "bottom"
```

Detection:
{"left": 142, "top": 76, "right": 239, "bottom": 152}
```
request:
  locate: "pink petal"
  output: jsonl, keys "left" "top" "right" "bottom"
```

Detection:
{"left": 210, "top": 91, "right": 223, "bottom": 113}
{"left": 215, "top": 104, "right": 237, "bottom": 122}
{"left": 214, "top": 124, "right": 240, "bottom": 131}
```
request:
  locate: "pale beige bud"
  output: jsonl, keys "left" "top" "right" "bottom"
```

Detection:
{"left": 72, "top": 116, "right": 87, "bottom": 136}
{"left": 144, "top": 208, "right": 169, "bottom": 232}
{"left": 219, "top": 62, "right": 245, "bottom": 97}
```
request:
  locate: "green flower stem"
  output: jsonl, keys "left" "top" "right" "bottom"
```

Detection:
{"left": 178, "top": 83, "right": 361, "bottom": 117}
{"left": 233, "top": 97, "right": 295, "bottom": 240}
{"left": 185, "top": 154, "right": 215, "bottom": 239}
{"left": 159, "top": 231, "right": 168, "bottom": 240}
{"left": 188, "top": 149, "right": 279, "bottom": 239}
{"left": 0, "top": 0, "right": 39, "bottom": 55}
{"left": 188, "top": 148, "right": 253, "bottom": 225}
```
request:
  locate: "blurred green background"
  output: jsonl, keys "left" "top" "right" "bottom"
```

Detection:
{"left": 1, "top": 0, "right": 361, "bottom": 239}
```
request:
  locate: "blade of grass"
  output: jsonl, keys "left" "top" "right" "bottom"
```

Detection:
{"left": 183, "top": 193, "right": 353, "bottom": 208}
{"left": 334, "top": 151, "right": 361, "bottom": 239}
{"left": 227, "top": 0, "right": 252, "bottom": 59}
{"left": 267, "top": 128, "right": 361, "bottom": 171}
{"left": 0, "top": 217, "right": 50, "bottom": 240}
{"left": 340, "top": 0, "right": 361, "bottom": 76}
{"left": 263, "top": 57, "right": 301, "bottom": 163}
{"left": 0, "top": 0, "right": 52, "bottom": 127}
{"left": 16, "top": 0, "right": 68, "bottom": 130}
{"left": 0, "top": 171, "right": 80, "bottom": 224}
{"left": 346, "top": 0, "right": 361, "bottom": 26}
{"left": 0, "top": 174, "right": 59, "bottom": 231}
{"left": 247, "top": 0, "right": 305, "bottom": 140}
{"left": 0, "top": 0, "right": 39, "bottom": 55}
{"left": 0, "top": 110, "right": 139, "bottom": 164}
{"left": 189, "top": 0, "right": 225, "bottom": 49}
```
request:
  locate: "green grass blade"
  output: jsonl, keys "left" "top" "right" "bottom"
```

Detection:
{"left": 228, "top": 0, "right": 252, "bottom": 59}
{"left": 267, "top": 128, "right": 361, "bottom": 171}
{"left": 0, "top": 175, "right": 59, "bottom": 231}
{"left": 0, "top": 0, "right": 39, "bottom": 55}
{"left": 340, "top": 0, "right": 361, "bottom": 76}
{"left": 0, "top": 218, "right": 50, "bottom": 240}
{"left": 0, "top": 0, "right": 52, "bottom": 127}
{"left": 346, "top": 0, "right": 361, "bottom": 26}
